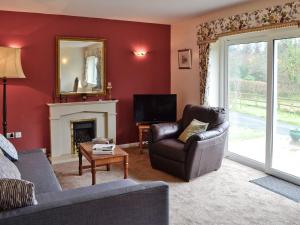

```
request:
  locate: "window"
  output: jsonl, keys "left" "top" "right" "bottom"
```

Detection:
{"left": 220, "top": 26, "right": 300, "bottom": 185}
{"left": 86, "top": 56, "right": 98, "bottom": 85}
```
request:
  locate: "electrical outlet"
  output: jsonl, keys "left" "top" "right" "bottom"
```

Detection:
{"left": 15, "top": 132, "right": 22, "bottom": 138}
{"left": 6, "top": 132, "right": 14, "bottom": 139}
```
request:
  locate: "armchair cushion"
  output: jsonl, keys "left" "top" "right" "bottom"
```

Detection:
{"left": 150, "top": 122, "right": 181, "bottom": 143}
{"left": 178, "top": 119, "right": 209, "bottom": 143}
{"left": 150, "top": 139, "right": 185, "bottom": 162}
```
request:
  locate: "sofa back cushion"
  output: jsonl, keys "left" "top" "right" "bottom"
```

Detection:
{"left": 0, "top": 134, "right": 18, "bottom": 161}
{"left": 0, "top": 154, "right": 21, "bottom": 179}
{"left": 14, "top": 150, "right": 62, "bottom": 194}
{"left": 181, "top": 105, "right": 226, "bottom": 130}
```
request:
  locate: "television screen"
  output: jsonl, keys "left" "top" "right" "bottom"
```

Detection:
{"left": 133, "top": 94, "right": 177, "bottom": 123}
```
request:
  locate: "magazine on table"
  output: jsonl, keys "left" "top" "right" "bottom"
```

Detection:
{"left": 92, "top": 144, "right": 116, "bottom": 155}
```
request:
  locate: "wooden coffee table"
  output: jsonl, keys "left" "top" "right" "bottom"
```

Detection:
{"left": 78, "top": 142, "right": 129, "bottom": 185}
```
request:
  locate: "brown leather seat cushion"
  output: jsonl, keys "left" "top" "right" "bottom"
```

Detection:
{"left": 150, "top": 139, "right": 186, "bottom": 162}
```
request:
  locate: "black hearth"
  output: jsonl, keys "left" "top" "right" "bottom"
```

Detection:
{"left": 71, "top": 119, "right": 96, "bottom": 154}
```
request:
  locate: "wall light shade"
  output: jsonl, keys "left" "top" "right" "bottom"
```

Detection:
{"left": 133, "top": 50, "right": 147, "bottom": 57}
{"left": 0, "top": 47, "right": 25, "bottom": 78}
{"left": 0, "top": 47, "right": 26, "bottom": 137}
{"left": 61, "top": 57, "right": 68, "bottom": 64}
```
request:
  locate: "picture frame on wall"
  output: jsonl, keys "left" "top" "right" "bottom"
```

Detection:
{"left": 178, "top": 49, "right": 192, "bottom": 69}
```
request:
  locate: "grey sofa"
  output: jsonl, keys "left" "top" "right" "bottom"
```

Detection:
{"left": 0, "top": 150, "right": 169, "bottom": 225}
{"left": 149, "top": 104, "right": 229, "bottom": 181}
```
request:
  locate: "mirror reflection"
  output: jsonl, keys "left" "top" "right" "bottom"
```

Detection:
{"left": 57, "top": 38, "right": 106, "bottom": 96}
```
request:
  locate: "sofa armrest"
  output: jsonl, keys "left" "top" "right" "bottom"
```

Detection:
{"left": 150, "top": 122, "right": 181, "bottom": 143}
{"left": 0, "top": 180, "right": 169, "bottom": 225}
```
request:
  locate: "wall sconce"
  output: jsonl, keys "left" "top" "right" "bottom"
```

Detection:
{"left": 133, "top": 50, "right": 147, "bottom": 57}
{"left": 62, "top": 57, "right": 68, "bottom": 64}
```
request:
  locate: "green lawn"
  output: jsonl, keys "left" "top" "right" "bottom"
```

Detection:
{"left": 229, "top": 126, "right": 265, "bottom": 141}
{"left": 231, "top": 103, "right": 300, "bottom": 126}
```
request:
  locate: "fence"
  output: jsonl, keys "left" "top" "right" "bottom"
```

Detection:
{"left": 230, "top": 92, "right": 300, "bottom": 113}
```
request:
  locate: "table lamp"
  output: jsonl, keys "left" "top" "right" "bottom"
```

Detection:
{"left": 0, "top": 47, "right": 25, "bottom": 137}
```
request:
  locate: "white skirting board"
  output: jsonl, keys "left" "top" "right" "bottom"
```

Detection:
{"left": 118, "top": 142, "right": 139, "bottom": 148}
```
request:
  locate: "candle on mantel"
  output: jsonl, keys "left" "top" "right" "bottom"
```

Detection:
{"left": 107, "top": 82, "right": 112, "bottom": 100}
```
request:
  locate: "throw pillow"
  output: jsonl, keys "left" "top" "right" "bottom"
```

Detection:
{"left": 0, "top": 134, "right": 18, "bottom": 161}
{"left": 0, "top": 179, "right": 37, "bottom": 211}
{"left": 0, "top": 154, "right": 21, "bottom": 179}
{"left": 178, "top": 119, "right": 209, "bottom": 143}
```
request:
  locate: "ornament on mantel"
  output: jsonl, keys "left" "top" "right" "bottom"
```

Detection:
{"left": 106, "top": 82, "right": 112, "bottom": 100}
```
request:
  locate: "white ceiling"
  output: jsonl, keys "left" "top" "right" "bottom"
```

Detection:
{"left": 0, "top": 0, "right": 251, "bottom": 24}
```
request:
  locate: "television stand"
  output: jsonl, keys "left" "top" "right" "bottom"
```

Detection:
{"left": 136, "top": 123, "right": 151, "bottom": 154}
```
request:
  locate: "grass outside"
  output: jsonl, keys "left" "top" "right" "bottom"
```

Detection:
{"left": 230, "top": 101, "right": 300, "bottom": 127}
{"left": 229, "top": 126, "right": 265, "bottom": 141}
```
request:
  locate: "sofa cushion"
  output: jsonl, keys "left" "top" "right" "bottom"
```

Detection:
{"left": 151, "top": 139, "right": 186, "bottom": 162}
{"left": 37, "top": 179, "right": 138, "bottom": 204}
{"left": 14, "top": 150, "right": 61, "bottom": 194}
{"left": 0, "top": 134, "right": 18, "bottom": 161}
{"left": 0, "top": 154, "right": 21, "bottom": 179}
{"left": 0, "top": 179, "right": 37, "bottom": 211}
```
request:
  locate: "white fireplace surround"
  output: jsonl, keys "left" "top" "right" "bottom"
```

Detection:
{"left": 47, "top": 100, "right": 118, "bottom": 162}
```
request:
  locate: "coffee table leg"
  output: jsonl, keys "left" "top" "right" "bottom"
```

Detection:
{"left": 139, "top": 128, "right": 143, "bottom": 154}
{"left": 91, "top": 161, "right": 96, "bottom": 185}
{"left": 124, "top": 155, "right": 129, "bottom": 179}
{"left": 79, "top": 149, "right": 82, "bottom": 176}
{"left": 106, "top": 164, "right": 110, "bottom": 171}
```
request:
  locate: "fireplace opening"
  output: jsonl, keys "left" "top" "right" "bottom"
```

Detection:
{"left": 71, "top": 119, "right": 96, "bottom": 154}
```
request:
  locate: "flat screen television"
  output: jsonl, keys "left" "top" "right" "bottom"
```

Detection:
{"left": 133, "top": 94, "right": 177, "bottom": 123}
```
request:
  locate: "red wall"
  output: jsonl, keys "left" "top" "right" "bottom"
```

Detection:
{"left": 0, "top": 11, "right": 170, "bottom": 151}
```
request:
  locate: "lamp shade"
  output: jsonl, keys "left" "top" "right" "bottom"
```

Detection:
{"left": 0, "top": 47, "right": 25, "bottom": 78}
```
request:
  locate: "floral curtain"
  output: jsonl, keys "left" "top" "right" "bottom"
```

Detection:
{"left": 196, "top": 1, "right": 300, "bottom": 105}
{"left": 199, "top": 43, "right": 210, "bottom": 105}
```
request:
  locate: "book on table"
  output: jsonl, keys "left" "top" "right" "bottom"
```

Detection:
{"left": 92, "top": 137, "right": 113, "bottom": 144}
{"left": 92, "top": 144, "right": 116, "bottom": 155}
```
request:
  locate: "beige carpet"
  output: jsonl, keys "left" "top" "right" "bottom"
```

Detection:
{"left": 53, "top": 148, "right": 300, "bottom": 225}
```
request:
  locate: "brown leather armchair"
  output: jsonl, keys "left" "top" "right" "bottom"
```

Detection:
{"left": 149, "top": 104, "right": 229, "bottom": 181}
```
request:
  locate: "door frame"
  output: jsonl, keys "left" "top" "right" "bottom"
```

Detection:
{"left": 220, "top": 26, "right": 300, "bottom": 185}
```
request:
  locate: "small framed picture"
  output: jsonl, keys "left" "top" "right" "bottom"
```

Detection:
{"left": 178, "top": 49, "right": 192, "bottom": 69}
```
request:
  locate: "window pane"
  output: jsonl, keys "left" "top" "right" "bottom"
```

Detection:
{"left": 272, "top": 37, "right": 300, "bottom": 177}
{"left": 227, "top": 42, "right": 268, "bottom": 163}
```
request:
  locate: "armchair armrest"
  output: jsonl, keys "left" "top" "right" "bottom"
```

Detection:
{"left": 187, "top": 121, "right": 229, "bottom": 143}
{"left": 150, "top": 122, "right": 181, "bottom": 143}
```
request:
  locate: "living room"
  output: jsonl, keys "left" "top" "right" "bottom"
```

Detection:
{"left": 0, "top": 0, "right": 300, "bottom": 224}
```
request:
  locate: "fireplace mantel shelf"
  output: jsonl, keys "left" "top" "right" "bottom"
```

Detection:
{"left": 47, "top": 100, "right": 118, "bottom": 107}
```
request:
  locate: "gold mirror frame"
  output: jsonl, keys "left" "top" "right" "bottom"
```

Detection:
{"left": 56, "top": 37, "right": 107, "bottom": 97}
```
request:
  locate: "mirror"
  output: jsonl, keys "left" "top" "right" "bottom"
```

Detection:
{"left": 56, "top": 37, "right": 106, "bottom": 96}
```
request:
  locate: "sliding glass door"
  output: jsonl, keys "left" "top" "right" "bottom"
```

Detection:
{"left": 224, "top": 27, "right": 300, "bottom": 184}
{"left": 227, "top": 42, "right": 268, "bottom": 163}
{"left": 271, "top": 37, "right": 300, "bottom": 179}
